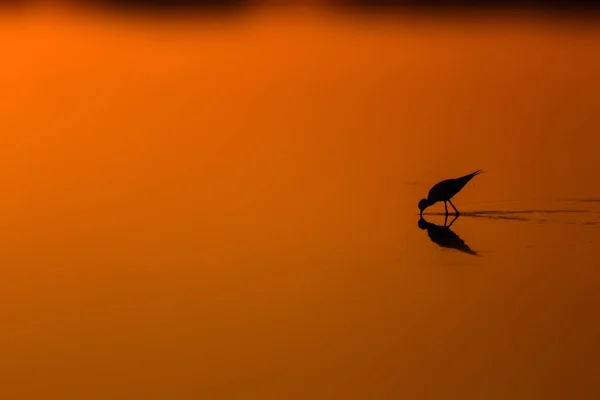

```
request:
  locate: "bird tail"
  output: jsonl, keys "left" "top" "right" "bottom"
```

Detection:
{"left": 455, "top": 169, "right": 484, "bottom": 187}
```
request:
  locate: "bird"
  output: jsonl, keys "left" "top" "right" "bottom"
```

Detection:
{"left": 418, "top": 215, "right": 479, "bottom": 256}
{"left": 418, "top": 170, "right": 483, "bottom": 217}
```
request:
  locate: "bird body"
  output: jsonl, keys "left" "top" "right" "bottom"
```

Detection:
{"left": 418, "top": 170, "right": 483, "bottom": 216}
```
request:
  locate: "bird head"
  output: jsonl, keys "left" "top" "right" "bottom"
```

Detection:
{"left": 418, "top": 217, "right": 428, "bottom": 230}
{"left": 418, "top": 198, "right": 430, "bottom": 215}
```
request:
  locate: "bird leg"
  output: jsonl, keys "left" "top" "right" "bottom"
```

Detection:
{"left": 444, "top": 201, "right": 448, "bottom": 216}
{"left": 448, "top": 199, "right": 460, "bottom": 215}
{"left": 444, "top": 213, "right": 448, "bottom": 226}
{"left": 447, "top": 214, "right": 458, "bottom": 228}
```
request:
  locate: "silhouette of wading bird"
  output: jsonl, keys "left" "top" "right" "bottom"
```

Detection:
{"left": 418, "top": 170, "right": 483, "bottom": 217}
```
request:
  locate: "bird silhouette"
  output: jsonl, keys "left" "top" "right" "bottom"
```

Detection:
{"left": 418, "top": 215, "right": 479, "bottom": 256}
{"left": 418, "top": 170, "right": 483, "bottom": 217}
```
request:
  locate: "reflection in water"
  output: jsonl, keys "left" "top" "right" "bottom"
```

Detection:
{"left": 418, "top": 215, "right": 479, "bottom": 256}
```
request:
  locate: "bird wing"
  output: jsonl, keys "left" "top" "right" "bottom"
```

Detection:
{"left": 444, "top": 170, "right": 483, "bottom": 199}
{"left": 455, "top": 170, "right": 483, "bottom": 186}
{"left": 427, "top": 170, "right": 483, "bottom": 202}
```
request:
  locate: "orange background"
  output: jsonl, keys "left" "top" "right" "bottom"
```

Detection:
{"left": 0, "top": 7, "right": 599, "bottom": 399}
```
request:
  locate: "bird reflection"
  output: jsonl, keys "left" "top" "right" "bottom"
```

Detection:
{"left": 418, "top": 214, "right": 479, "bottom": 256}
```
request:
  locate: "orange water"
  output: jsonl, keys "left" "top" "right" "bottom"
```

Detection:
{"left": 1, "top": 9, "right": 599, "bottom": 399}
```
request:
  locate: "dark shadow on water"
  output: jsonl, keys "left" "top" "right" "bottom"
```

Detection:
{"left": 424, "top": 209, "right": 589, "bottom": 222}
{"left": 418, "top": 215, "right": 479, "bottom": 256}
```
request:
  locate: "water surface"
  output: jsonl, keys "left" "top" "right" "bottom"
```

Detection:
{"left": 0, "top": 9, "right": 599, "bottom": 399}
